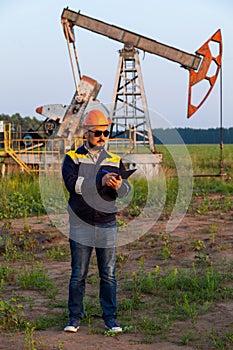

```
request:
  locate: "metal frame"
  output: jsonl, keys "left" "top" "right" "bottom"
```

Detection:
{"left": 109, "top": 47, "right": 155, "bottom": 155}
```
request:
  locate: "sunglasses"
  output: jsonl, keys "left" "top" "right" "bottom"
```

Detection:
{"left": 88, "top": 130, "right": 110, "bottom": 137}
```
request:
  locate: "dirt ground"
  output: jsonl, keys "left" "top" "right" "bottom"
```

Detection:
{"left": 0, "top": 195, "right": 233, "bottom": 350}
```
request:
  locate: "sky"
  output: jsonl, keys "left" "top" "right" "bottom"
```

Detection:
{"left": 0, "top": 0, "right": 232, "bottom": 129}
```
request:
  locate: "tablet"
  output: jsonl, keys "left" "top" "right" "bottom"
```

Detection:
{"left": 119, "top": 168, "right": 137, "bottom": 179}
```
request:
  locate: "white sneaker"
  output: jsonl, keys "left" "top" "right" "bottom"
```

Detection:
{"left": 105, "top": 318, "right": 122, "bottom": 333}
{"left": 64, "top": 318, "right": 81, "bottom": 332}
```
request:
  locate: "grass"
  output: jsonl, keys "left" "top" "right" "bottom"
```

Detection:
{"left": 122, "top": 262, "right": 232, "bottom": 309}
{"left": 0, "top": 144, "right": 233, "bottom": 349}
{"left": 0, "top": 297, "right": 25, "bottom": 331}
{"left": 0, "top": 227, "right": 233, "bottom": 348}
{"left": 0, "top": 147, "right": 231, "bottom": 225}
{"left": 17, "top": 264, "right": 58, "bottom": 296}
{"left": 46, "top": 245, "right": 70, "bottom": 261}
{"left": 0, "top": 144, "right": 232, "bottom": 221}
{"left": 156, "top": 144, "right": 233, "bottom": 177}
{"left": 0, "top": 173, "right": 45, "bottom": 220}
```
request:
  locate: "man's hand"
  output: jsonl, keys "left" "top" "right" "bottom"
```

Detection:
{"left": 102, "top": 173, "right": 122, "bottom": 191}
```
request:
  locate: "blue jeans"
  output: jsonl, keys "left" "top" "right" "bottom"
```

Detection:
{"left": 68, "top": 238, "right": 117, "bottom": 321}
{"left": 68, "top": 205, "right": 117, "bottom": 248}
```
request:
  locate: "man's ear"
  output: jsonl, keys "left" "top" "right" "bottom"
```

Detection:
{"left": 83, "top": 131, "right": 88, "bottom": 139}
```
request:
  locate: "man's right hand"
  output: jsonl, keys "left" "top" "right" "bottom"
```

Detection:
{"left": 102, "top": 173, "right": 122, "bottom": 190}
{"left": 102, "top": 173, "right": 117, "bottom": 187}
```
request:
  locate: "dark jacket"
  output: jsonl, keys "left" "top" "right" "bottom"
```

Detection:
{"left": 62, "top": 145, "right": 131, "bottom": 225}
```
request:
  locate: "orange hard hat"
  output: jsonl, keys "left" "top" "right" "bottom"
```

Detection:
{"left": 83, "top": 110, "right": 111, "bottom": 127}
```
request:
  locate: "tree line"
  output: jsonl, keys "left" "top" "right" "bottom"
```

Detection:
{"left": 0, "top": 113, "right": 42, "bottom": 132}
{"left": 152, "top": 127, "right": 233, "bottom": 144}
{"left": 0, "top": 113, "right": 232, "bottom": 144}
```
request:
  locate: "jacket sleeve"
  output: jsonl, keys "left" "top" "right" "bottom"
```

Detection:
{"left": 62, "top": 154, "right": 80, "bottom": 194}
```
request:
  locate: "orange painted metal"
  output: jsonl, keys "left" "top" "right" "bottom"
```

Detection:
{"left": 187, "top": 29, "right": 222, "bottom": 118}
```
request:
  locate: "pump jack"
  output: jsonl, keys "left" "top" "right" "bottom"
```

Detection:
{"left": 36, "top": 8, "right": 222, "bottom": 168}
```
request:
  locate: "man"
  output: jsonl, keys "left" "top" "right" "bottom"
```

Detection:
{"left": 62, "top": 109, "right": 131, "bottom": 333}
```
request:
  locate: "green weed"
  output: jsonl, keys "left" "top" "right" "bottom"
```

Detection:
{"left": 3, "top": 230, "right": 38, "bottom": 262}
{"left": 0, "top": 297, "right": 25, "bottom": 331}
{"left": 122, "top": 262, "right": 233, "bottom": 325}
{"left": 33, "top": 313, "right": 65, "bottom": 330}
{"left": 24, "top": 322, "right": 37, "bottom": 350}
{"left": 0, "top": 265, "right": 15, "bottom": 293}
{"left": 180, "top": 331, "right": 197, "bottom": 345}
{"left": 0, "top": 265, "right": 15, "bottom": 281}
{"left": 3, "top": 236, "right": 25, "bottom": 261}
{"left": 191, "top": 239, "right": 206, "bottom": 251}
{"left": 46, "top": 245, "right": 69, "bottom": 261}
{"left": 17, "top": 264, "right": 58, "bottom": 298}
{"left": 210, "top": 329, "right": 233, "bottom": 349}
{"left": 137, "top": 315, "right": 171, "bottom": 342}
{"left": 104, "top": 325, "right": 133, "bottom": 337}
